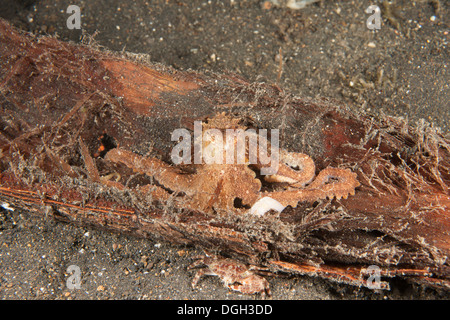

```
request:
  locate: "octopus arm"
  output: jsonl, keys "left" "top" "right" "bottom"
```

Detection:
{"left": 105, "top": 148, "right": 195, "bottom": 194}
{"left": 262, "top": 167, "right": 360, "bottom": 208}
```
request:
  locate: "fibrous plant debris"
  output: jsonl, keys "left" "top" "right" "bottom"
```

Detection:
{"left": 0, "top": 19, "right": 449, "bottom": 295}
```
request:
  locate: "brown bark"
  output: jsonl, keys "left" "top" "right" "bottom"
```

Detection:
{"left": 0, "top": 19, "right": 449, "bottom": 290}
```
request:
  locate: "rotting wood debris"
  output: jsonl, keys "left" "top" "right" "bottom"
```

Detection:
{"left": 0, "top": 19, "right": 449, "bottom": 294}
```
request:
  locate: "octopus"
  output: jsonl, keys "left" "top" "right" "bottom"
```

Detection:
{"left": 103, "top": 112, "right": 360, "bottom": 216}
{"left": 188, "top": 255, "right": 271, "bottom": 298}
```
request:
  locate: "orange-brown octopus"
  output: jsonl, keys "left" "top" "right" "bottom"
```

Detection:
{"left": 103, "top": 113, "right": 360, "bottom": 216}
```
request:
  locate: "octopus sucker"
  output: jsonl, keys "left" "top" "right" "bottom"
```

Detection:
{"left": 259, "top": 167, "right": 359, "bottom": 209}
